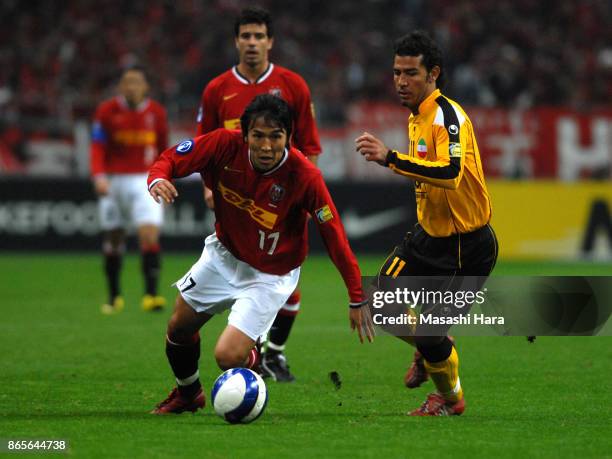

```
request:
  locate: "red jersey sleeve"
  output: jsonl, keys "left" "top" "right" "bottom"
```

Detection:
{"left": 303, "top": 172, "right": 363, "bottom": 303}
{"left": 289, "top": 74, "right": 322, "bottom": 157}
{"left": 196, "top": 83, "right": 221, "bottom": 136}
{"left": 90, "top": 103, "right": 109, "bottom": 177}
{"left": 148, "top": 129, "right": 233, "bottom": 188}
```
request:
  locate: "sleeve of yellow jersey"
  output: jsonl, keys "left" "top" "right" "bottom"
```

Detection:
{"left": 385, "top": 103, "right": 466, "bottom": 190}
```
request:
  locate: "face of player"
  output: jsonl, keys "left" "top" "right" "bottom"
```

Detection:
{"left": 119, "top": 70, "right": 149, "bottom": 108}
{"left": 235, "top": 23, "right": 273, "bottom": 70}
{"left": 247, "top": 116, "right": 287, "bottom": 172}
{"left": 393, "top": 54, "right": 439, "bottom": 112}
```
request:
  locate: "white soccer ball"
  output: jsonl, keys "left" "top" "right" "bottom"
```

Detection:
{"left": 211, "top": 368, "right": 268, "bottom": 424}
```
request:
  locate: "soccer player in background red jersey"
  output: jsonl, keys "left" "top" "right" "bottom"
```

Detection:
{"left": 195, "top": 7, "right": 322, "bottom": 382}
{"left": 90, "top": 66, "right": 168, "bottom": 314}
{"left": 148, "top": 95, "right": 373, "bottom": 414}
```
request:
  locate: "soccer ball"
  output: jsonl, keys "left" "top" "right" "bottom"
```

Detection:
{"left": 211, "top": 368, "right": 268, "bottom": 424}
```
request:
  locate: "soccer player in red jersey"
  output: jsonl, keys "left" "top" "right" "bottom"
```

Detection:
{"left": 195, "top": 7, "right": 323, "bottom": 381}
{"left": 90, "top": 66, "right": 168, "bottom": 314}
{"left": 148, "top": 95, "right": 373, "bottom": 414}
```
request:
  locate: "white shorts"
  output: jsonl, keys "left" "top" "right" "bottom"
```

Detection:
{"left": 98, "top": 174, "right": 163, "bottom": 230}
{"left": 176, "top": 234, "right": 300, "bottom": 341}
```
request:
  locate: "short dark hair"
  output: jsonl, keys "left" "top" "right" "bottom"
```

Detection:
{"left": 394, "top": 31, "right": 445, "bottom": 88}
{"left": 241, "top": 94, "right": 292, "bottom": 140}
{"left": 234, "top": 7, "right": 273, "bottom": 37}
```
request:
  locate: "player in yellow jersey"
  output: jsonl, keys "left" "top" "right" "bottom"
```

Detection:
{"left": 356, "top": 31, "right": 498, "bottom": 416}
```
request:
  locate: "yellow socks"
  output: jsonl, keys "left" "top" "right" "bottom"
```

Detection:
{"left": 423, "top": 346, "right": 463, "bottom": 403}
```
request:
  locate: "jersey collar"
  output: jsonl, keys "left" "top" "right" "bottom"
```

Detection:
{"left": 414, "top": 89, "right": 441, "bottom": 116}
{"left": 232, "top": 63, "right": 274, "bottom": 85}
{"left": 117, "top": 96, "right": 150, "bottom": 112}
{"left": 248, "top": 147, "right": 289, "bottom": 175}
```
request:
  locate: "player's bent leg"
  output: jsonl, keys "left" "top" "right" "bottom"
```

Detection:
{"left": 408, "top": 335, "right": 465, "bottom": 416}
{"left": 100, "top": 229, "right": 125, "bottom": 315}
{"left": 153, "top": 294, "right": 212, "bottom": 415}
{"left": 214, "top": 325, "right": 258, "bottom": 371}
{"left": 138, "top": 224, "right": 166, "bottom": 312}
{"left": 262, "top": 289, "right": 300, "bottom": 382}
{"left": 377, "top": 243, "right": 434, "bottom": 388}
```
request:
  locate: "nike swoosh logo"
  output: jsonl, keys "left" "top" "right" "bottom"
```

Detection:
{"left": 223, "top": 166, "right": 243, "bottom": 173}
{"left": 223, "top": 93, "right": 238, "bottom": 101}
{"left": 341, "top": 207, "right": 408, "bottom": 239}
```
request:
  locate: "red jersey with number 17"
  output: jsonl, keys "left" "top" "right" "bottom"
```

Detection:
{"left": 196, "top": 64, "right": 321, "bottom": 158}
{"left": 147, "top": 129, "right": 362, "bottom": 303}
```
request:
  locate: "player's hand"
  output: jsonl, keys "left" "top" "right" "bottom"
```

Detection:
{"left": 93, "top": 176, "right": 110, "bottom": 196}
{"left": 349, "top": 302, "right": 375, "bottom": 343}
{"left": 203, "top": 186, "right": 215, "bottom": 209}
{"left": 355, "top": 132, "right": 388, "bottom": 166}
{"left": 150, "top": 179, "right": 178, "bottom": 204}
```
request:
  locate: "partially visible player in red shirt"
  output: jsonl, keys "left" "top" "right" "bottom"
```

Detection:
{"left": 195, "top": 7, "right": 323, "bottom": 382}
{"left": 91, "top": 66, "right": 168, "bottom": 315}
{"left": 148, "top": 95, "right": 373, "bottom": 414}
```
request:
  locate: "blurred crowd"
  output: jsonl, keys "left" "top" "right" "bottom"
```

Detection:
{"left": 0, "top": 0, "right": 610, "bottom": 131}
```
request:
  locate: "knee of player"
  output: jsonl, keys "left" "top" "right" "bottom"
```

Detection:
{"left": 166, "top": 317, "right": 194, "bottom": 344}
{"left": 214, "top": 344, "right": 246, "bottom": 370}
{"left": 138, "top": 234, "right": 160, "bottom": 251}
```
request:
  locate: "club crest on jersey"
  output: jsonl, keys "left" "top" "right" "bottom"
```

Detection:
{"left": 176, "top": 139, "right": 194, "bottom": 154}
{"left": 449, "top": 142, "right": 462, "bottom": 158}
{"left": 269, "top": 184, "right": 285, "bottom": 204}
{"left": 315, "top": 205, "right": 333, "bottom": 224}
{"left": 269, "top": 87, "right": 282, "bottom": 98}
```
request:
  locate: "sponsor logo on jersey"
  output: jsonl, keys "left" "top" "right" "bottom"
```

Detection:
{"left": 417, "top": 138, "right": 428, "bottom": 158}
{"left": 449, "top": 142, "right": 462, "bottom": 158}
{"left": 218, "top": 181, "right": 278, "bottom": 229}
{"left": 176, "top": 139, "right": 194, "bottom": 154}
{"left": 223, "top": 93, "right": 238, "bottom": 101}
{"left": 269, "top": 184, "right": 285, "bottom": 204}
{"left": 315, "top": 205, "right": 333, "bottom": 224}
{"left": 448, "top": 124, "right": 459, "bottom": 135}
{"left": 223, "top": 118, "right": 241, "bottom": 130}
{"left": 269, "top": 87, "right": 282, "bottom": 97}
{"left": 112, "top": 129, "right": 156, "bottom": 146}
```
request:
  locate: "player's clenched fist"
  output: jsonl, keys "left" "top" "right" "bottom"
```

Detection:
{"left": 150, "top": 179, "right": 178, "bottom": 204}
{"left": 355, "top": 132, "right": 388, "bottom": 165}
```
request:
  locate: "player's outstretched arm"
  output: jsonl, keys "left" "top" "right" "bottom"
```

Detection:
{"left": 149, "top": 179, "right": 178, "bottom": 204}
{"left": 350, "top": 301, "right": 375, "bottom": 343}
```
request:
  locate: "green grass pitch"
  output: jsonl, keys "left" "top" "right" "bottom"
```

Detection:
{"left": 1, "top": 253, "right": 611, "bottom": 458}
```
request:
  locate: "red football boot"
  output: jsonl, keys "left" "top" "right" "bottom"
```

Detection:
{"left": 404, "top": 350, "right": 429, "bottom": 388}
{"left": 151, "top": 387, "right": 205, "bottom": 415}
{"left": 408, "top": 393, "right": 465, "bottom": 416}
{"left": 404, "top": 336, "right": 456, "bottom": 388}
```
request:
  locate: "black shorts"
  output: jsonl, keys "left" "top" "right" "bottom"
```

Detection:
{"left": 379, "top": 223, "right": 498, "bottom": 277}
{"left": 375, "top": 224, "right": 499, "bottom": 336}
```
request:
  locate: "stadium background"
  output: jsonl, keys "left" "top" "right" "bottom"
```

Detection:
{"left": 1, "top": 1, "right": 611, "bottom": 458}
{"left": 0, "top": 0, "right": 610, "bottom": 259}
